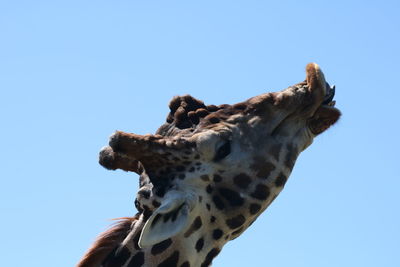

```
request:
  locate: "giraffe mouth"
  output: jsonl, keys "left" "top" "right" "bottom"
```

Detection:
{"left": 308, "top": 83, "right": 340, "bottom": 135}
{"left": 322, "top": 84, "right": 336, "bottom": 106}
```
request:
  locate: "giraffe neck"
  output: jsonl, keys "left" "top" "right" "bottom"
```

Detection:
{"left": 101, "top": 213, "right": 225, "bottom": 267}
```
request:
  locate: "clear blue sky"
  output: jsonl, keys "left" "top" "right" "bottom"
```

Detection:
{"left": 1, "top": 1, "right": 399, "bottom": 266}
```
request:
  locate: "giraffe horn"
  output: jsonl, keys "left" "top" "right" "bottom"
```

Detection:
{"left": 99, "top": 131, "right": 195, "bottom": 173}
{"left": 109, "top": 131, "right": 194, "bottom": 156}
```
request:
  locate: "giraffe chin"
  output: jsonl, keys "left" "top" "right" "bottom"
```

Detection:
{"left": 309, "top": 104, "right": 341, "bottom": 135}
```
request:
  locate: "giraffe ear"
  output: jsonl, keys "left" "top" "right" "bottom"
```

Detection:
{"left": 138, "top": 192, "right": 193, "bottom": 248}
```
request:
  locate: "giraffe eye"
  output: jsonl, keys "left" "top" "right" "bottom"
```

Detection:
{"left": 214, "top": 141, "right": 231, "bottom": 161}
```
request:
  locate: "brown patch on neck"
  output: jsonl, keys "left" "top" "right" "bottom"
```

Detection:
{"left": 76, "top": 216, "right": 137, "bottom": 267}
{"left": 251, "top": 156, "right": 276, "bottom": 178}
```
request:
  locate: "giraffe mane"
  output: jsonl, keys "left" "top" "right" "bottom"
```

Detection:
{"left": 76, "top": 216, "right": 138, "bottom": 267}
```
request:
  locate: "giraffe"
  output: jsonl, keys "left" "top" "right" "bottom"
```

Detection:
{"left": 77, "top": 63, "right": 341, "bottom": 267}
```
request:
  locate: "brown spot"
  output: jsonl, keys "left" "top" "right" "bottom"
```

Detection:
{"left": 251, "top": 184, "right": 270, "bottom": 200}
{"left": 213, "top": 174, "right": 223, "bottom": 183}
{"left": 210, "top": 216, "right": 216, "bottom": 223}
{"left": 212, "top": 229, "right": 223, "bottom": 240}
{"left": 218, "top": 187, "right": 244, "bottom": 206}
{"left": 206, "top": 185, "right": 213, "bottom": 194}
{"left": 184, "top": 216, "right": 202, "bottom": 238}
{"left": 251, "top": 156, "right": 276, "bottom": 178}
{"left": 181, "top": 261, "right": 190, "bottom": 267}
{"left": 201, "top": 248, "right": 221, "bottom": 267}
{"left": 152, "top": 200, "right": 161, "bottom": 208}
{"left": 269, "top": 143, "right": 282, "bottom": 161}
{"left": 151, "top": 238, "right": 172, "bottom": 255}
{"left": 275, "top": 172, "right": 288, "bottom": 187}
{"left": 233, "top": 173, "right": 252, "bottom": 188}
{"left": 158, "top": 250, "right": 180, "bottom": 267}
{"left": 201, "top": 175, "right": 210, "bottom": 181}
{"left": 249, "top": 203, "right": 261, "bottom": 215}
{"left": 212, "top": 195, "right": 225, "bottom": 210}
{"left": 156, "top": 187, "right": 166, "bottom": 197}
{"left": 195, "top": 238, "right": 204, "bottom": 252}
{"left": 138, "top": 188, "right": 151, "bottom": 199}
{"left": 226, "top": 215, "right": 245, "bottom": 229}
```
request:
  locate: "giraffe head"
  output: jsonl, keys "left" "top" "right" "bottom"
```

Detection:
{"left": 97, "top": 63, "right": 340, "bottom": 265}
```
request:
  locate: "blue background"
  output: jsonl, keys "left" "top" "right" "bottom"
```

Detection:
{"left": 1, "top": 1, "right": 399, "bottom": 266}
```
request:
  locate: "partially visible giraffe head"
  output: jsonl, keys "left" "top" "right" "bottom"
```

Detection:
{"left": 85, "top": 63, "right": 340, "bottom": 266}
